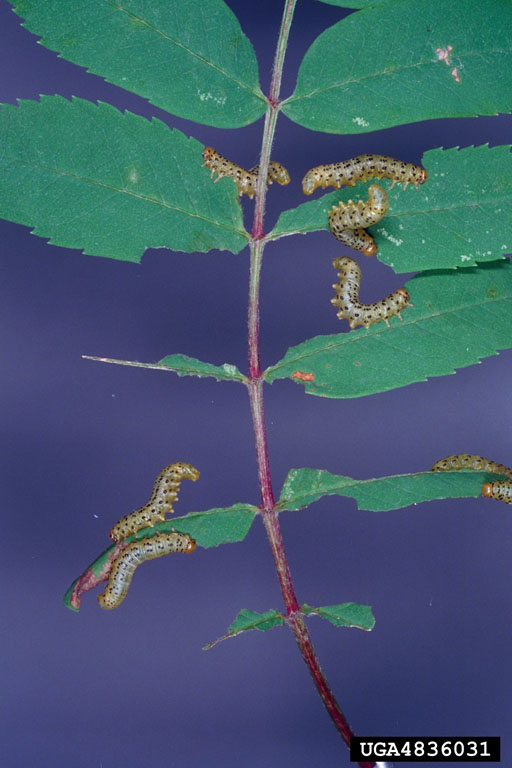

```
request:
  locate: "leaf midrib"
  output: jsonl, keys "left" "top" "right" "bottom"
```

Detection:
{"left": 276, "top": 469, "right": 492, "bottom": 510}
{"left": 6, "top": 155, "right": 249, "bottom": 238}
{"left": 283, "top": 48, "right": 512, "bottom": 104}
{"left": 270, "top": 195, "right": 512, "bottom": 239}
{"left": 106, "top": 0, "right": 265, "bottom": 101}
{"left": 265, "top": 290, "right": 510, "bottom": 377}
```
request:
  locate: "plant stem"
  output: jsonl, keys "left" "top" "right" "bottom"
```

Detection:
{"left": 246, "top": 2, "right": 375, "bottom": 767}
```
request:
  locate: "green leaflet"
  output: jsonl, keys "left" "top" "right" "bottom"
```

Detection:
{"left": 12, "top": 0, "right": 266, "bottom": 128}
{"left": 282, "top": 0, "right": 512, "bottom": 134}
{"left": 83, "top": 353, "right": 246, "bottom": 384}
{"left": 0, "top": 96, "right": 248, "bottom": 260}
{"left": 265, "top": 261, "right": 512, "bottom": 398}
{"left": 64, "top": 503, "right": 258, "bottom": 612}
{"left": 270, "top": 145, "right": 512, "bottom": 273}
{"left": 278, "top": 468, "right": 507, "bottom": 513}
{"left": 203, "top": 609, "right": 286, "bottom": 649}
{"left": 301, "top": 602, "right": 375, "bottom": 630}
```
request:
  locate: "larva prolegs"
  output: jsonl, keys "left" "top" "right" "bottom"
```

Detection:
{"left": 302, "top": 154, "right": 428, "bottom": 195}
{"left": 98, "top": 532, "right": 196, "bottom": 610}
{"left": 109, "top": 462, "right": 200, "bottom": 543}
{"left": 331, "top": 256, "right": 410, "bottom": 330}
{"left": 202, "top": 148, "right": 290, "bottom": 199}
{"left": 430, "top": 454, "right": 512, "bottom": 506}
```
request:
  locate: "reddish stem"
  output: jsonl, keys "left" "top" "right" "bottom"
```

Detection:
{"left": 244, "top": 4, "right": 376, "bottom": 765}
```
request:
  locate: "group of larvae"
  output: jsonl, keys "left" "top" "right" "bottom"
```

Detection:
{"left": 201, "top": 147, "right": 427, "bottom": 331}
{"left": 430, "top": 454, "right": 512, "bottom": 506}
{"left": 98, "top": 462, "right": 199, "bottom": 609}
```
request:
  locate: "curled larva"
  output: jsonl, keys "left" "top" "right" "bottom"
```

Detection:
{"left": 97, "top": 532, "right": 196, "bottom": 609}
{"left": 202, "top": 147, "right": 290, "bottom": 199}
{"left": 430, "top": 454, "right": 512, "bottom": 478}
{"left": 329, "top": 227, "right": 378, "bottom": 257}
{"left": 109, "top": 462, "right": 200, "bottom": 543}
{"left": 482, "top": 482, "right": 512, "bottom": 504}
{"left": 331, "top": 256, "right": 410, "bottom": 330}
{"left": 302, "top": 154, "right": 428, "bottom": 195}
{"left": 329, "top": 184, "right": 388, "bottom": 230}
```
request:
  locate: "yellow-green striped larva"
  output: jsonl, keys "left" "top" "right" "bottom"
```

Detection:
{"left": 430, "top": 454, "right": 512, "bottom": 478}
{"left": 97, "top": 532, "right": 196, "bottom": 609}
{"left": 328, "top": 185, "right": 388, "bottom": 255}
{"left": 329, "top": 227, "right": 378, "bottom": 257}
{"left": 331, "top": 256, "right": 411, "bottom": 330}
{"left": 302, "top": 154, "right": 428, "bottom": 195}
{"left": 430, "top": 454, "right": 512, "bottom": 505}
{"left": 201, "top": 147, "right": 290, "bottom": 199}
{"left": 109, "top": 462, "right": 200, "bottom": 543}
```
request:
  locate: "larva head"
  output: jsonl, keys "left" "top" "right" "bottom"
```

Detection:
{"left": 168, "top": 462, "right": 200, "bottom": 482}
{"left": 302, "top": 168, "right": 324, "bottom": 195}
{"left": 362, "top": 241, "right": 378, "bottom": 257}
{"left": 186, "top": 538, "right": 197, "bottom": 553}
{"left": 482, "top": 482, "right": 494, "bottom": 498}
{"left": 202, "top": 146, "right": 215, "bottom": 164}
{"left": 418, "top": 168, "right": 428, "bottom": 184}
{"left": 395, "top": 288, "right": 410, "bottom": 307}
{"left": 268, "top": 162, "right": 291, "bottom": 186}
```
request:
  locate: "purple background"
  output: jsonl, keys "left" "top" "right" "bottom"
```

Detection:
{"left": 2, "top": 1, "right": 512, "bottom": 766}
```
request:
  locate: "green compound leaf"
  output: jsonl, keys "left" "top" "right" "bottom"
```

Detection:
{"left": 64, "top": 503, "right": 257, "bottom": 612}
{"left": 0, "top": 96, "right": 248, "bottom": 261}
{"left": 265, "top": 261, "right": 512, "bottom": 398}
{"left": 301, "top": 602, "right": 375, "bottom": 630}
{"left": 203, "top": 608, "right": 286, "bottom": 650}
{"left": 282, "top": 0, "right": 512, "bottom": 134}
{"left": 270, "top": 145, "right": 512, "bottom": 273}
{"left": 12, "top": 0, "right": 266, "bottom": 129}
{"left": 83, "top": 353, "right": 246, "bottom": 384}
{"left": 278, "top": 468, "right": 507, "bottom": 513}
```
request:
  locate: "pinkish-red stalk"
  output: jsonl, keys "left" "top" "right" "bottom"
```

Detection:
{"left": 245, "top": 2, "right": 376, "bottom": 766}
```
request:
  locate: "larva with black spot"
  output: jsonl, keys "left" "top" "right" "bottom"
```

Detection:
{"left": 302, "top": 154, "right": 428, "bottom": 195}
{"left": 331, "top": 256, "right": 411, "bottom": 330}
{"left": 201, "top": 148, "right": 290, "bottom": 199}
{"left": 482, "top": 481, "right": 512, "bottom": 504}
{"left": 430, "top": 454, "right": 512, "bottom": 478}
{"left": 97, "top": 532, "right": 196, "bottom": 609}
{"left": 249, "top": 162, "right": 291, "bottom": 187}
{"left": 330, "top": 227, "right": 378, "bottom": 257}
{"left": 109, "top": 462, "right": 200, "bottom": 543}
{"left": 328, "top": 185, "right": 388, "bottom": 254}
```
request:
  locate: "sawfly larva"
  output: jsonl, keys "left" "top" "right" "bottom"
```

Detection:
{"left": 481, "top": 481, "right": 512, "bottom": 505}
{"left": 202, "top": 147, "right": 290, "bottom": 199}
{"left": 97, "top": 532, "right": 196, "bottom": 609}
{"left": 302, "top": 154, "right": 427, "bottom": 195}
{"left": 331, "top": 256, "right": 410, "bottom": 330}
{"left": 430, "top": 454, "right": 512, "bottom": 478}
{"left": 329, "top": 227, "right": 378, "bottom": 257}
{"left": 109, "top": 462, "right": 200, "bottom": 543}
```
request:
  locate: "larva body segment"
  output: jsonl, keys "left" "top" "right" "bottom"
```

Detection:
{"left": 97, "top": 532, "right": 196, "bottom": 610}
{"left": 109, "top": 462, "right": 200, "bottom": 543}
{"left": 249, "top": 161, "right": 291, "bottom": 187}
{"left": 430, "top": 454, "right": 512, "bottom": 478}
{"left": 331, "top": 256, "right": 410, "bottom": 330}
{"left": 482, "top": 482, "right": 512, "bottom": 504}
{"left": 329, "top": 184, "right": 389, "bottom": 230}
{"left": 302, "top": 154, "right": 428, "bottom": 195}
{"left": 202, "top": 148, "right": 290, "bottom": 199}
{"left": 330, "top": 227, "right": 377, "bottom": 257}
